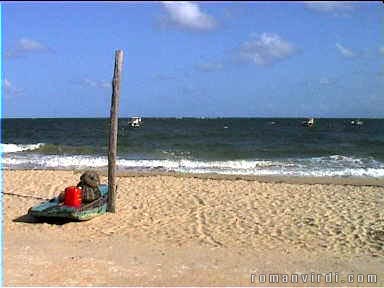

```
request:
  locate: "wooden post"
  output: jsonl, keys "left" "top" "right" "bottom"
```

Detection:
{"left": 108, "top": 50, "right": 123, "bottom": 213}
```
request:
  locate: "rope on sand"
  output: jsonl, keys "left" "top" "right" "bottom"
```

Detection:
{"left": 2, "top": 192, "right": 50, "bottom": 201}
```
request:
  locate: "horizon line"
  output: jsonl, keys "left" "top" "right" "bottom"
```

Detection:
{"left": 2, "top": 116, "right": 384, "bottom": 120}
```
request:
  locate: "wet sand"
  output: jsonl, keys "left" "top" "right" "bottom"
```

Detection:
{"left": 3, "top": 170, "right": 384, "bottom": 286}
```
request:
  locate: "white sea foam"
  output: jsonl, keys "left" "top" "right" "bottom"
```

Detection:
{"left": 2, "top": 155, "right": 107, "bottom": 169}
{"left": 2, "top": 154, "right": 384, "bottom": 178}
{"left": 2, "top": 143, "right": 45, "bottom": 153}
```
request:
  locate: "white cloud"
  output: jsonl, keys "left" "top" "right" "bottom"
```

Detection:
{"left": 238, "top": 33, "right": 297, "bottom": 66}
{"left": 4, "top": 78, "right": 11, "bottom": 90}
{"left": 336, "top": 43, "right": 355, "bottom": 58}
{"left": 6, "top": 37, "right": 50, "bottom": 58}
{"left": 196, "top": 62, "right": 223, "bottom": 72}
{"left": 304, "top": 1, "right": 354, "bottom": 14}
{"left": 18, "top": 38, "right": 47, "bottom": 52}
{"left": 319, "top": 77, "right": 338, "bottom": 86}
{"left": 161, "top": 1, "right": 217, "bottom": 31}
{"left": 3, "top": 78, "right": 23, "bottom": 97}
{"left": 319, "top": 78, "right": 331, "bottom": 85}
{"left": 79, "top": 78, "right": 111, "bottom": 89}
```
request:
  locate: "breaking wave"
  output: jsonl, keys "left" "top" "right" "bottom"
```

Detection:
{"left": 2, "top": 154, "right": 384, "bottom": 178}
{"left": 2, "top": 143, "right": 45, "bottom": 153}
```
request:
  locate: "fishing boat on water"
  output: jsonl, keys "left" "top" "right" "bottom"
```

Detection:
{"left": 128, "top": 116, "right": 142, "bottom": 128}
{"left": 302, "top": 118, "right": 315, "bottom": 128}
{"left": 350, "top": 119, "right": 363, "bottom": 126}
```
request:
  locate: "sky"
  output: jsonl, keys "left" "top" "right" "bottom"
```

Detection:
{"left": 2, "top": 1, "right": 384, "bottom": 118}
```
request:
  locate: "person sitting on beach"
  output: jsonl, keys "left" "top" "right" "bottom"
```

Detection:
{"left": 58, "top": 171, "right": 101, "bottom": 204}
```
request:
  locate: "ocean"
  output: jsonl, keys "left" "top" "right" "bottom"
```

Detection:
{"left": 2, "top": 118, "right": 384, "bottom": 178}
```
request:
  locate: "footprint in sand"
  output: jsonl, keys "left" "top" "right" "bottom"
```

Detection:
{"left": 190, "top": 194, "right": 223, "bottom": 248}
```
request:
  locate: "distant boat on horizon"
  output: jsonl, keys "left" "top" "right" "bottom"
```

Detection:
{"left": 350, "top": 119, "right": 363, "bottom": 126}
{"left": 302, "top": 118, "right": 315, "bottom": 128}
{"left": 128, "top": 116, "right": 142, "bottom": 128}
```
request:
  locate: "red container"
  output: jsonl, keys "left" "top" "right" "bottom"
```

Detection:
{"left": 64, "top": 186, "right": 82, "bottom": 208}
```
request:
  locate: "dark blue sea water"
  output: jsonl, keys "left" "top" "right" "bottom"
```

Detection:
{"left": 2, "top": 118, "right": 384, "bottom": 177}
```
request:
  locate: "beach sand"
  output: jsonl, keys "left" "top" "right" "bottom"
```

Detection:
{"left": 3, "top": 170, "right": 384, "bottom": 286}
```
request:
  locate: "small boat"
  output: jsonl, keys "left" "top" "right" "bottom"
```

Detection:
{"left": 302, "top": 118, "right": 315, "bottom": 128}
{"left": 28, "top": 185, "right": 108, "bottom": 221}
{"left": 128, "top": 117, "right": 142, "bottom": 128}
{"left": 351, "top": 119, "right": 363, "bottom": 126}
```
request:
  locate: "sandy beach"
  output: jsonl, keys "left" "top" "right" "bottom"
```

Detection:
{"left": 3, "top": 170, "right": 384, "bottom": 286}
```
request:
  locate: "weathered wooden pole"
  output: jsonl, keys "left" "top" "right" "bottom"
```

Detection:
{"left": 108, "top": 50, "right": 123, "bottom": 213}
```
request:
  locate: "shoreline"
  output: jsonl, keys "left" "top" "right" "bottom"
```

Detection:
{"left": 4, "top": 168, "right": 384, "bottom": 187}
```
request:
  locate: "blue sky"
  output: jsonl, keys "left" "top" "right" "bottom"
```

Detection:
{"left": 2, "top": 1, "right": 384, "bottom": 118}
